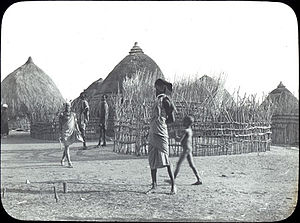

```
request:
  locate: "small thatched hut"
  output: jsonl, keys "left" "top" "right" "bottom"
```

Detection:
{"left": 261, "top": 82, "right": 299, "bottom": 145}
{"left": 1, "top": 57, "right": 65, "bottom": 130}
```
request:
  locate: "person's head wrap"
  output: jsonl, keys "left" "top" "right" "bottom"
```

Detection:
{"left": 2, "top": 104, "right": 8, "bottom": 108}
{"left": 155, "top": 78, "right": 173, "bottom": 94}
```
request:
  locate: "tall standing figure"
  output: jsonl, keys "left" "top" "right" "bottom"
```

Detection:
{"left": 78, "top": 92, "right": 90, "bottom": 149}
{"left": 96, "top": 94, "right": 109, "bottom": 147}
{"left": 147, "top": 78, "right": 177, "bottom": 195}
{"left": 59, "top": 102, "right": 83, "bottom": 168}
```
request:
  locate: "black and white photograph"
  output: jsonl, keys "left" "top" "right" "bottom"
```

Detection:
{"left": 0, "top": 1, "right": 298, "bottom": 221}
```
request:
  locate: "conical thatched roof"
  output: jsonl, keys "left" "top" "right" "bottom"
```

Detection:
{"left": 261, "top": 81, "right": 299, "bottom": 114}
{"left": 99, "top": 42, "right": 164, "bottom": 94}
{"left": 1, "top": 57, "right": 65, "bottom": 120}
{"left": 80, "top": 42, "right": 165, "bottom": 117}
{"left": 173, "top": 74, "right": 234, "bottom": 107}
{"left": 198, "top": 75, "right": 233, "bottom": 103}
{"left": 71, "top": 77, "right": 104, "bottom": 113}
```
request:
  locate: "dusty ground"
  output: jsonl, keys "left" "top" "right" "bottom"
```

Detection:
{"left": 0, "top": 131, "right": 298, "bottom": 222}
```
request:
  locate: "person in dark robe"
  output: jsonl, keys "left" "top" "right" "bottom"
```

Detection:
{"left": 146, "top": 78, "right": 177, "bottom": 195}
{"left": 96, "top": 94, "right": 109, "bottom": 147}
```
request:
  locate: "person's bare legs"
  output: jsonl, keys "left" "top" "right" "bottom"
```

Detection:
{"left": 61, "top": 149, "right": 66, "bottom": 166}
{"left": 151, "top": 169, "right": 157, "bottom": 189}
{"left": 187, "top": 153, "right": 202, "bottom": 185}
{"left": 64, "top": 145, "right": 73, "bottom": 168}
{"left": 97, "top": 126, "right": 103, "bottom": 147}
{"left": 102, "top": 127, "right": 106, "bottom": 146}
{"left": 174, "top": 153, "right": 186, "bottom": 179}
{"left": 80, "top": 125, "right": 87, "bottom": 149}
{"left": 145, "top": 169, "right": 157, "bottom": 194}
{"left": 167, "top": 165, "right": 176, "bottom": 194}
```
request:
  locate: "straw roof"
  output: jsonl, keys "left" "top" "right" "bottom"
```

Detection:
{"left": 198, "top": 75, "right": 233, "bottom": 103}
{"left": 78, "top": 42, "right": 164, "bottom": 117}
{"left": 1, "top": 57, "right": 65, "bottom": 120}
{"left": 99, "top": 42, "right": 164, "bottom": 94}
{"left": 261, "top": 81, "right": 299, "bottom": 114}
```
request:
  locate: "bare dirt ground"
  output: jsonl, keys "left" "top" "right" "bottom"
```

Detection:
{"left": 0, "top": 131, "right": 298, "bottom": 222}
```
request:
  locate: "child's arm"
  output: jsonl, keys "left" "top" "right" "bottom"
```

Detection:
{"left": 174, "top": 130, "right": 187, "bottom": 142}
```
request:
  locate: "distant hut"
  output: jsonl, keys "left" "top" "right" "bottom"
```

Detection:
{"left": 198, "top": 75, "right": 233, "bottom": 105}
{"left": 76, "top": 42, "right": 165, "bottom": 138}
{"left": 1, "top": 57, "right": 65, "bottom": 130}
{"left": 261, "top": 82, "right": 299, "bottom": 145}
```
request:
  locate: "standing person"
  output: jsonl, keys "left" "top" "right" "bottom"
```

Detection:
{"left": 96, "top": 94, "right": 109, "bottom": 148}
{"left": 173, "top": 116, "right": 202, "bottom": 185}
{"left": 1, "top": 104, "right": 9, "bottom": 138}
{"left": 146, "top": 78, "right": 177, "bottom": 195}
{"left": 59, "top": 101, "right": 83, "bottom": 168}
{"left": 78, "top": 92, "right": 89, "bottom": 149}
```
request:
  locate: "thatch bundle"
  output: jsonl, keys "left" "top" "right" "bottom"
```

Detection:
{"left": 1, "top": 57, "right": 65, "bottom": 124}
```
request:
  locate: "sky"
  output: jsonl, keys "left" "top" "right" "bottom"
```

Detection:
{"left": 1, "top": 1, "right": 299, "bottom": 101}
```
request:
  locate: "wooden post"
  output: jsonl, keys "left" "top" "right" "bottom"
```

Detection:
{"left": 63, "top": 182, "right": 67, "bottom": 193}
{"left": 53, "top": 186, "right": 59, "bottom": 202}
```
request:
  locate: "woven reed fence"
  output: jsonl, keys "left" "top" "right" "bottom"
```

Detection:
{"left": 113, "top": 120, "right": 271, "bottom": 157}
{"left": 30, "top": 121, "right": 60, "bottom": 140}
{"left": 30, "top": 117, "right": 105, "bottom": 141}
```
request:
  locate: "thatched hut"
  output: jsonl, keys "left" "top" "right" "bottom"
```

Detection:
{"left": 74, "top": 42, "right": 165, "bottom": 138}
{"left": 90, "top": 42, "right": 164, "bottom": 113}
{"left": 261, "top": 82, "right": 299, "bottom": 145}
{"left": 1, "top": 57, "right": 65, "bottom": 130}
{"left": 99, "top": 42, "right": 164, "bottom": 95}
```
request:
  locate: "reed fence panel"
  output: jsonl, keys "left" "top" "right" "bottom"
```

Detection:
{"left": 113, "top": 120, "right": 271, "bottom": 157}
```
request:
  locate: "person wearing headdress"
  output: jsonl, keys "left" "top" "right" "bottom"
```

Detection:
{"left": 59, "top": 101, "right": 83, "bottom": 168}
{"left": 1, "top": 104, "right": 9, "bottom": 138}
{"left": 146, "top": 78, "right": 177, "bottom": 195}
{"left": 96, "top": 94, "right": 109, "bottom": 148}
{"left": 78, "top": 92, "right": 90, "bottom": 149}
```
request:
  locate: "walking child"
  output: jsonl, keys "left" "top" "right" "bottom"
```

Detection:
{"left": 173, "top": 115, "right": 202, "bottom": 185}
{"left": 59, "top": 101, "right": 83, "bottom": 168}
